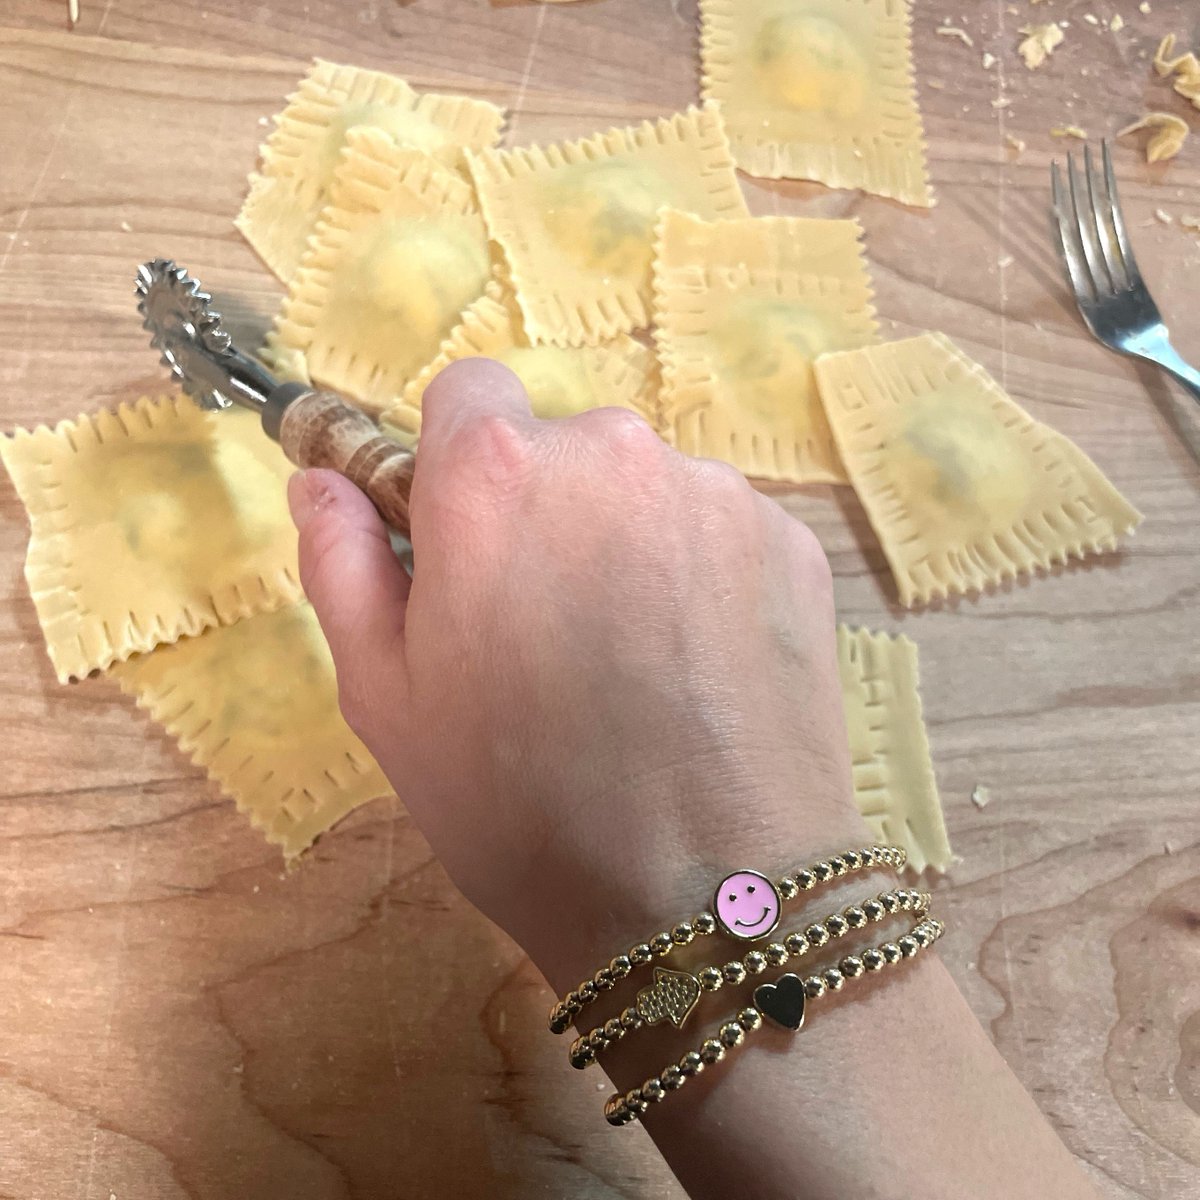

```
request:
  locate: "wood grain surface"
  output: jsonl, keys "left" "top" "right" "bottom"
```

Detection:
{"left": 1, "top": 2, "right": 1198, "bottom": 1197}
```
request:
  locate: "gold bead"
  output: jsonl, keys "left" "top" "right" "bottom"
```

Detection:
{"left": 803, "top": 975, "right": 826, "bottom": 999}
{"left": 699, "top": 1038, "right": 726, "bottom": 1064}
{"left": 603, "top": 1017, "right": 623, "bottom": 1040}
{"left": 548, "top": 1003, "right": 568, "bottom": 1032}
{"left": 624, "top": 1087, "right": 648, "bottom": 1114}
{"left": 843, "top": 906, "right": 867, "bottom": 930}
{"left": 842, "top": 849, "right": 862, "bottom": 870}
{"left": 862, "top": 898, "right": 885, "bottom": 923}
{"left": 881, "top": 942, "right": 902, "bottom": 964}
{"left": 693, "top": 912, "right": 717, "bottom": 935}
{"left": 764, "top": 942, "right": 788, "bottom": 968}
{"left": 912, "top": 925, "right": 929, "bottom": 947}
{"left": 569, "top": 1036, "right": 591, "bottom": 1066}
{"left": 661, "top": 1065, "right": 685, "bottom": 1090}
{"left": 812, "top": 861, "right": 833, "bottom": 882}
{"left": 778, "top": 877, "right": 799, "bottom": 901}
{"left": 784, "top": 932, "right": 809, "bottom": 957}
{"left": 722, "top": 961, "right": 747, "bottom": 985}
{"left": 898, "top": 935, "right": 920, "bottom": 958}
{"left": 840, "top": 955, "right": 865, "bottom": 979}
{"left": 744, "top": 951, "right": 767, "bottom": 975}
{"left": 881, "top": 893, "right": 900, "bottom": 914}
{"left": 630, "top": 943, "right": 653, "bottom": 965}
{"left": 738, "top": 1006, "right": 763, "bottom": 1031}
{"left": 806, "top": 922, "right": 830, "bottom": 948}
{"left": 609, "top": 954, "right": 632, "bottom": 979}
{"left": 860, "top": 846, "right": 877, "bottom": 866}
{"left": 862, "top": 948, "right": 885, "bottom": 971}
{"left": 679, "top": 1050, "right": 705, "bottom": 1076}
{"left": 825, "top": 913, "right": 849, "bottom": 938}
{"left": 650, "top": 932, "right": 673, "bottom": 956}
{"left": 896, "top": 847, "right": 908, "bottom": 867}
{"left": 719, "top": 1021, "right": 745, "bottom": 1048}
{"left": 697, "top": 965, "right": 723, "bottom": 992}
{"left": 822, "top": 967, "right": 845, "bottom": 991}
{"left": 593, "top": 967, "right": 615, "bottom": 991}
{"left": 620, "top": 1006, "right": 642, "bottom": 1030}
{"left": 795, "top": 868, "right": 816, "bottom": 890}
{"left": 828, "top": 855, "right": 847, "bottom": 876}
{"left": 642, "top": 1077, "right": 666, "bottom": 1103}
{"left": 577, "top": 981, "right": 596, "bottom": 1002}
{"left": 672, "top": 921, "right": 695, "bottom": 946}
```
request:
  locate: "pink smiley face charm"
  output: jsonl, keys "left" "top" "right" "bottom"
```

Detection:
{"left": 713, "top": 870, "right": 781, "bottom": 941}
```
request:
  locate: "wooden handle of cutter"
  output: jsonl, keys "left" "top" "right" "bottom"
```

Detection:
{"left": 277, "top": 390, "right": 415, "bottom": 538}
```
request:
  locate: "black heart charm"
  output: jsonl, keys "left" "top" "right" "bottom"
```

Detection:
{"left": 753, "top": 973, "right": 806, "bottom": 1032}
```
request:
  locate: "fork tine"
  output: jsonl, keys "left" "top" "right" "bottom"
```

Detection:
{"left": 1067, "top": 151, "right": 1111, "bottom": 296}
{"left": 1083, "top": 143, "right": 1124, "bottom": 290}
{"left": 1102, "top": 139, "right": 1144, "bottom": 287}
{"left": 1050, "top": 159, "right": 1095, "bottom": 303}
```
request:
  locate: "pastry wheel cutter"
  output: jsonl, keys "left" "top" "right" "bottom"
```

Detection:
{"left": 135, "top": 258, "right": 415, "bottom": 535}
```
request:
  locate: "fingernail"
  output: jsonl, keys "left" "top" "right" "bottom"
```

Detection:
{"left": 287, "top": 470, "right": 332, "bottom": 532}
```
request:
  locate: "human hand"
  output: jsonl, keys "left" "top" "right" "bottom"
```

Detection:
{"left": 288, "top": 358, "right": 868, "bottom": 989}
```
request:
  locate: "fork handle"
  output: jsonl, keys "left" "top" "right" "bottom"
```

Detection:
{"left": 266, "top": 386, "right": 415, "bottom": 538}
{"left": 1153, "top": 353, "right": 1200, "bottom": 406}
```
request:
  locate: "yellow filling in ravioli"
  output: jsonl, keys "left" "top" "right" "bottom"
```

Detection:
{"left": 814, "top": 333, "right": 1142, "bottom": 605}
{"left": 0, "top": 399, "right": 300, "bottom": 683}
{"left": 653, "top": 208, "right": 878, "bottom": 484}
{"left": 700, "top": 0, "right": 933, "bottom": 206}
{"left": 467, "top": 104, "right": 748, "bottom": 346}
{"left": 263, "top": 128, "right": 495, "bottom": 414}
{"left": 235, "top": 58, "right": 505, "bottom": 282}
{"left": 383, "top": 289, "right": 660, "bottom": 436}
{"left": 113, "top": 604, "right": 391, "bottom": 861}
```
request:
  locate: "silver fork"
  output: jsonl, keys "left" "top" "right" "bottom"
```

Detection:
{"left": 1051, "top": 140, "right": 1200, "bottom": 407}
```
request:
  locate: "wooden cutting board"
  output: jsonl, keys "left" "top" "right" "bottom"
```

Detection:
{"left": 0, "top": 2, "right": 1197, "bottom": 1197}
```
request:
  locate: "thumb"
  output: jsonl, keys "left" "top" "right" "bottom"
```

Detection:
{"left": 288, "top": 468, "right": 411, "bottom": 738}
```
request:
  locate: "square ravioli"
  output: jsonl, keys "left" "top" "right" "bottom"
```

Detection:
{"left": 0, "top": 399, "right": 301, "bottom": 683}
{"left": 236, "top": 58, "right": 505, "bottom": 282}
{"left": 112, "top": 604, "right": 391, "bottom": 861}
{"left": 837, "top": 625, "right": 950, "bottom": 874}
{"left": 381, "top": 288, "right": 661, "bottom": 438}
{"left": 467, "top": 104, "right": 748, "bottom": 346}
{"left": 701, "top": 0, "right": 933, "bottom": 206}
{"left": 814, "top": 333, "right": 1143, "bottom": 605}
{"left": 263, "top": 128, "right": 497, "bottom": 415}
{"left": 652, "top": 208, "right": 878, "bottom": 483}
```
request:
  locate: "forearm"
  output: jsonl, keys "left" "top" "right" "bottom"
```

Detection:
{"left": 534, "top": 832, "right": 1100, "bottom": 1200}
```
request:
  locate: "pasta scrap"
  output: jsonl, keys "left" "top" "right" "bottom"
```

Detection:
{"left": 699, "top": 0, "right": 934, "bottom": 207}
{"left": 0, "top": 399, "right": 301, "bottom": 683}
{"left": 236, "top": 58, "right": 505, "bottom": 283}
{"left": 1117, "top": 111, "right": 1189, "bottom": 163}
{"left": 263, "top": 128, "right": 496, "bottom": 415}
{"left": 1018, "top": 23, "right": 1064, "bottom": 69}
{"left": 814, "top": 333, "right": 1142, "bottom": 605}
{"left": 112, "top": 603, "right": 391, "bottom": 861}
{"left": 382, "top": 288, "right": 661, "bottom": 437}
{"left": 837, "top": 625, "right": 951, "bottom": 874}
{"left": 652, "top": 208, "right": 879, "bottom": 484}
{"left": 467, "top": 104, "right": 748, "bottom": 347}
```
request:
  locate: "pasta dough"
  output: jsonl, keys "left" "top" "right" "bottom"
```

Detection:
{"left": 700, "top": 0, "right": 933, "bottom": 206}
{"left": 263, "top": 128, "right": 496, "bottom": 415}
{"left": 112, "top": 604, "right": 391, "bottom": 861}
{"left": 837, "top": 625, "right": 951, "bottom": 874}
{"left": 0, "top": 398, "right": 301, "bottom": 683}
{"left": 653, "top": 208, "right": 878, "bottom": 483}
{"left": 381, "top": 289, "right": 661, "bottom": 437}
{"left": 467, "top": 104, "right": 748, "bottom": 346}
{"left": 814, "top": 333, "right": 1142, "bottom": 605}
{"left": 236, "top": 58, "right": 505, "bottom": 282}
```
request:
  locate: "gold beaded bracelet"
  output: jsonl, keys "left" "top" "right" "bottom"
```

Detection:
{"left": 569, "top": 888, "right": 931, "bottom": 1068}
{"left": 547, "top": 844, "right": 907, "bottom": 1034}
{"left": 602, "top": 913, "right": 946, "bottom": 1127}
